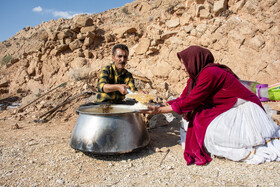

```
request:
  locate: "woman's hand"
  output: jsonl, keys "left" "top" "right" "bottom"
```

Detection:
{"left": 141, "top": 105, "right": 174, "bottom": 114}
{"left": 141, "top": 105, "right": 161, "bottom": 114}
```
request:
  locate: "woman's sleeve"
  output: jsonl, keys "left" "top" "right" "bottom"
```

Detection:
{"left": 170, "top": 67, "right": 223, "bottom": 114}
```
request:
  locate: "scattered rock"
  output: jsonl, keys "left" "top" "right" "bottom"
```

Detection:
{"left": 135, "top": 38, "right": 150, "bottom": 55}
{"left": 11, "top": 123, "right": 20, "bottom": 129}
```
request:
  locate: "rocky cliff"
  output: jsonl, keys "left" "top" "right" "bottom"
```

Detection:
{"left": 0, "top": 0, "right": 279, "bottom": 102}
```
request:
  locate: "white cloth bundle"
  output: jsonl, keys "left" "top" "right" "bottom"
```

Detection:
{"left": 204, "top": 98, "right": 280, "bottom": 164}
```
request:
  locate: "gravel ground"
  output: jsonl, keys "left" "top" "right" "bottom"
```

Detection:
{"left": 1, "top": 106, "right": 280, "bottom": 186}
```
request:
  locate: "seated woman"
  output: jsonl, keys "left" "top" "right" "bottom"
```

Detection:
{"left": 142, "top": 46, "right": 280, "bottom": 165}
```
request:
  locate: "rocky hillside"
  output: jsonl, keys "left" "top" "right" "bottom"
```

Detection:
{"left": 1, "top": 2, "right": 280, "bottom": 186}
{"left": 0, "top": 0, "right": 279, "bottom": 101}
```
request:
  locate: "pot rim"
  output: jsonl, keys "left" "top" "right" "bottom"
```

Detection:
{"left": 76, "top": 104, "right": 139, "bottom": 115}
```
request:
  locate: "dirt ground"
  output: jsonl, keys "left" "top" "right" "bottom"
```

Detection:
{"left": 1, "top": 101, "right": 280, "bottom": 186}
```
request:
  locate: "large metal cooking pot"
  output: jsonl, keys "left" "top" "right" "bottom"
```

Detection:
{"left": 69, "top": 104, "right": 150, "bottom": 155}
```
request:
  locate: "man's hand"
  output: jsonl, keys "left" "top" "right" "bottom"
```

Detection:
{"left": 117, "top": 84, "right": 130, "bottom": 95}
{"left": 103, "top": 84, "right": 130, "bottom": 94}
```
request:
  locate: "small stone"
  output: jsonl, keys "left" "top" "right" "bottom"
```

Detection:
{"left": 109, "top": 163, "right": 114, "bottom": 166}
{"left": 210, "top": 171, "right": 219, "bottom": 178}
{"left": 56, "top": 179, "right": 65, "bottom": 184}
{"left": 155, "top": 147, "right": 161, "bottom": 152}
{"left": 11, "top": 123, "right": 20, "bottom": 129}
{"left": 167, "top": 166, "right": 173, "bottom": 170}
{"left": 29, "top": 160, "right": 35, "bottom": 164}
{"left": 160, "top": 147, "right": 169, "bottom": 153}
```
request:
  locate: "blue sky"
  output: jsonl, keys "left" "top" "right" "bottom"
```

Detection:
{"left": 0, "top": 0, "right": 135, "bottom": 42}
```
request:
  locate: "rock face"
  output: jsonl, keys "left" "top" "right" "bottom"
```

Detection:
{"left": 0, "top": 0, "right": 279, "bottom": 101}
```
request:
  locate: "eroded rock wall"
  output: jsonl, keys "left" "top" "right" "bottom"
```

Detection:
{"left": 0, "top": 0, "right": 279, "bottom": 101}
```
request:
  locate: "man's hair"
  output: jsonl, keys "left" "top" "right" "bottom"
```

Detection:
{"left": 112, "top": 44, "right": 129, "bottom": 55}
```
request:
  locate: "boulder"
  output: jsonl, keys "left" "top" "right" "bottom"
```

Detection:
{"left": 135, "top": 38, "right": 150, "bottom": 55}
{"left": 83, "top": 37, "right": 93, "bottom": 47}
{"left": 57, "top": 30, "right": 73, "bottom": 40}
{"left": 13, "top": 68, "right": 29, "bottom": 86}
{"left": 166, "top": 18, "right": 180, "bottom": 28}
{"left": 243, "top": 0, "right": 261, "bottom": 16}
{"left": 56, "top": 44, "right": 69, "bottom": 53}
{"left": 38, "top": 29, "right": 48, "bottom": 42}
{"left": 230, "top": 0, "right": 246, "bottom": 13}
{"left": 46, "top": 29, "right": 58, "bottom": 41}
{"left": 112, "top": 27, "right": 137, "bottom": 38}
{"left": 74, "top": 15, "right": 93, "bottom": 27}
{"left": 149, "top": 114, "right": 169, "bottom": 129}
{"left": 238, "top": 22, "right": 257, "bottom": 37}
{"left": 184, "top": 24, "right": 194, "bottom": 33}
{"left": 198, "top": 6, "right": 211, "bottom": 18}
{"left": 80, "top": 26, "right": 97, "bottom": 34}
{"left": 228, "top": 30, "right": 245, "bottom": 47}
{"left": 77, "top": 33, "right": 86, "bottom": 40}
{"left": 86, "top": 31, "right": 96, "bottom": 40}
{"left": 245, "top": 35, "right": 265, "bottom": 51}
{"left": 73, "top": 49, "right": 85, "bottom": 58}
{"left": 180, "top": 13, "right": 192, "bottom": 26}
{"left": 104, "top": 33, "right": 115, "bottom": 42}
{"left": 185, "top": 0, "right": 196, "bottom": 8}
{"left": 41, "top": 59, "right": 60, "bottom": 83}
{"left": 169, "top": 69, "right": 181, "bottom": 83}
{"left": 160, "top": 10, "right": 171, "bottom": 22}
{"left": 151, "top": 60, "right": 172, "bottom": 78}
{"left": 161, "top": 31, "right": 178, "bottom": 40}
{"left": 64, "top": 38, "right": 73, "bottom": 45}
{"left": 196, "top": 23, "right": 207, "bottom": 35}
{"left": 69, "top": 39, "right": 83, "bottom": 51}
{"left": 213, "top": 0, "right": 227, "bottom": 16}
{"left": 83, "top": 50, "right": 93, "bottom": 58}
{"left": 27, "top": 60, "right": 38, "bottom": 76}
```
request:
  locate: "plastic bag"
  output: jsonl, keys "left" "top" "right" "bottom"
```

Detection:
{"left": 268, "top": 82, "right": 280, "bottom": 101}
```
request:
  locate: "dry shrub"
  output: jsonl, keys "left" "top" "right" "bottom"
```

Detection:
{"left": 1, "top": 55, "right": 13, "bottom": 66}
{"left": 69, "top": 67, "right": 91, "bottom": 81}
